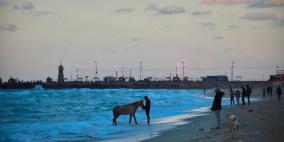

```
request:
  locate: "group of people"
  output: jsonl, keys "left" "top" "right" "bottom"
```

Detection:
{"left": 229, "top": 85, "right": 252, "bottom": 106}
{"left": 212, "top": 85, "right": 283, "bottom": 129}
{"left": 263, "top": 86, "right": 283, "bottom": 103}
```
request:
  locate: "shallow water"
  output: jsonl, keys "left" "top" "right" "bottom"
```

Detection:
{"left": 0, "top": 88, "right": 218, "bottom": 142}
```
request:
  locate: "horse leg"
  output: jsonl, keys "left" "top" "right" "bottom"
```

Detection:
{"left": 129, "top": 115, "right": 132, "bottom": 124}
{"left": 133, "top": 114, "right": 137, "bottom": 125}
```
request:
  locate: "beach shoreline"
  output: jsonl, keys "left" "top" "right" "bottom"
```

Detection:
{"left": 143, "top": 89, "right": 284, "bottom": 142}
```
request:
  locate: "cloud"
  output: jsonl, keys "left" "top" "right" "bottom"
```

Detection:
{"left": 0, "top": 23, "right": 17, "bottom": 31}
{"left": 201, "top": 0, "right": 284, "bottom": 7}
{"left": 201, "top": 0, "right": 250, "bottom": 4}
{"left": 14, "top": 2, "right": 34, "bottom": 10}
{"left": 158, "top": 5, "right": 186, "bottom": 15}
{"left": 272, "top": 17, "right": 284, "bottom": 27}
{"left": 30, "top": 10, "right": 57, "bottom": 16}
{"left": 213, "top": 36, "right": 224, "bottom": 40}
{"left": 0, "top": 0, "right": 7, "bottom": 5}
{"left": 248, "top": 0, "right": 284, "bottom": 8}
{"left": 241, "top": 12, "right": 278, "bottom": 21}
{"left": 115, "top": 8, "right": 135, "bottom": 13}
{"left": 191, "top": 10, "right": 212, "bottom": 16}
{"left": 145, "top": 4, "right": 159, "bottom": 11}
{"left": 200, "top": 22, "right": 216, "bottom": 27}
{"left": 131, "top": 37, "right": 142, "bottom": 42}
{"left": 228, "top": 24, "right": 239, "bottom": 29}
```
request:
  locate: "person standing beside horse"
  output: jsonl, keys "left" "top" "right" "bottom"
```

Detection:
{"left": 143, "top": 96, "right": 151, "bottom": 125}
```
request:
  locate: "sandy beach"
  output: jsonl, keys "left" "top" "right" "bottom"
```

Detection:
{"left": 143, "top": 89, "right": 284, "bottom": 142}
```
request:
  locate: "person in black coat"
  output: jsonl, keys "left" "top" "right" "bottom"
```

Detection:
{"left": 211, "top": 88, "right": 224, "bottom": 129}
{"left": 143, "top": 96, "right": 151, "bottom": 125}
{"left": 246, "top": 85, "right": 252, "bottom": 105}
{"left": 276, "top": 86, "right": 282, "bottom": 103}
{"left": 241, "top": 86, "right": 246, "bottom": 105}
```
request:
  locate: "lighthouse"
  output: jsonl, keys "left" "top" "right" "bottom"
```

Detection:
{"left": 57, "top": 61, "right": 64, "bottom": 84}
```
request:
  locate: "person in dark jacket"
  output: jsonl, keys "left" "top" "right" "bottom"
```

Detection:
{"left": 246, "top": 85, "right": 252, "bottom": 105}
{"left": 241, "top": 86, "right": 246, "bottom": 105}
{"left": 211, "top": 88, "right": 224, "bottom": 129}
{"left": 143, "top": 96, "right": 151, "bottom": 125}
{"left": 276, "top": 86, "right": 282, "bottom": 103}
{"left": 229, "top": 88, "right": 234, "bottom": 105}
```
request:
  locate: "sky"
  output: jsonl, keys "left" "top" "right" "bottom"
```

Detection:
{"left": 0, "top": 0, "right": 284, "bottom": 81}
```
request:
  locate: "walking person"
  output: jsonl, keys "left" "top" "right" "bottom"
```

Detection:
{"left": 276, "top": 86, "right": 282, "bottom": 103}
{"left": 266, "top": 86, "right": 270, "bottom": 97}
{"left": 268, "top": 86, "right": 273, "bottom": 97}
{"left": 211, "top": 88, "right": 224, "bottom": 129}
{"left": 246, "top": 85, "right": 252, "bottom": 105}
{"left": 143, "top": 96, "right": 151, "bottom": 125}
{"left": 241, "top": 86, "right": 246, "bottom": 105}
{"left": 229, "top": 88, "right": 234, "bottom": 105}
{"left": 262, "top": 87, "right": 266, "bottom": 99}
{"left": 235, "top": 90, "right": 241, "bottom": 106}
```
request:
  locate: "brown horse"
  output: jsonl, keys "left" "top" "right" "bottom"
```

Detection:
{"left": 112, "top": 100, "right": 145, "bottom": 125}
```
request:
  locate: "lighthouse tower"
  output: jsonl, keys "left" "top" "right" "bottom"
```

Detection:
{"left": 57, "top": 61, "right": 64, "bottom": 83}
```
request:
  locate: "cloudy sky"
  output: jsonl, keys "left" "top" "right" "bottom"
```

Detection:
{"left": 0, "top": 0, "right": 284, "bottom": 81}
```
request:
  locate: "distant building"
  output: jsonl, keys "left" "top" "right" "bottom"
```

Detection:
{"left": 202, "top": 75, "right": 228, "bottom": 82}
{"left": 57, "top": 62, "right": 64, "bottom": 84}
{"left": 92, "top": 77, "right": 100, "bottom": 82}
{"left": 144, "top": 77, "right": 152, "bottom": 82}
{"left": 118, "top": 76, "right": 126, "bottom": 82}
{"left": 8, "top": 77, "right": 19, "bottom": 83}
{"left": 75, "top": 77, "right": 83, "bottom": 82}
{"left": 165, "top": 77, "right": 171, "bottom": 82}
{"left": 173, "top": 74, "right": 181, "bottom": 82}
{"left": 183, "top": 77, "right": 189, "bottom": 82}
{"left": 269, "top": 70, "right": 284, "bottom": 82}
{"left": 103, "top": 76, "right": 116, "bottom": 82}
{"left": 128, "top": 77, "right": 135, "bottom": 82}
{"left": 46, "top": 76, "right": 53, "bottom": 83}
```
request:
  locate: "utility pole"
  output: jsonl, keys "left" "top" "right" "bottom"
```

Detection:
{"left": 115, "top": 71, "right": 118, "bottom": 80}
{"left": 76, "top": 68, "right": 79, "bottom": 80}
{"left": 231, "top": 61, "right": 234, "bottom": 82}
{"left": 182, "top": 61, "right": 185, "bottom": 80}
{"left": 94, "top": 61, "right": 98, "bottom": 79}
{"left": 121, "top": 67, "right": 124, "bottom": 77}
{"left": 129, "top": 68, "right": 132, "bottom": 78}
{"left": 140, "top": 61, "right": 143, "bottom": 81}
{"left": 175, "top": 65, "right": 178, "bottom": 77}
{"left": 276, "top": 65, "right": 279, "bottom": 75}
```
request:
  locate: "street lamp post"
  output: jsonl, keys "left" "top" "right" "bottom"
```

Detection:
{"left": 182, "top": 61, "right": 185, "bottom": 80}
{"left": 94, "top": 61, "right": 98, "bottom": 80}
{"left": 140, "top": 61, "right": 143, "bottom": 81}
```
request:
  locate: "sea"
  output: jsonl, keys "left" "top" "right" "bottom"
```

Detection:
{"left": 0, "top": 88, "right": 229, "bottom": 142}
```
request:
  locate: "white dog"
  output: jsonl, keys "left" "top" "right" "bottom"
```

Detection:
{"left": 228, "top": 114, "right": 240, "bottom": 131}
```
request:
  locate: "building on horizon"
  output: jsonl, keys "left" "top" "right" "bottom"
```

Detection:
{"left": 46, "top": 76, "right": 54, "bottom": 83}
{"left": 269, "top": 70, "right": 284, "bottom": 82}
{"left": 103, "top": 76, "right": 116, "bottom": 82}
{"left": 202, "top": 75, "right": 228, "bottom": 82}
{"left": 57, "top": 62, "right": 64, "bottom": 84}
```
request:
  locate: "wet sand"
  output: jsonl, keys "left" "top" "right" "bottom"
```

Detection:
{"left": 143, "top": 91, "right": 284, "bottom": 142}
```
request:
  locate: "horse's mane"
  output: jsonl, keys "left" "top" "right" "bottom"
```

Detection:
{"left": 131, "top": 100, "right": 142, "bottom": 106}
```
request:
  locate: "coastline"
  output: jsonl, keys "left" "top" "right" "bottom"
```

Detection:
{"left": 143, "top": 92, "right": 284, "bottom": 142}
